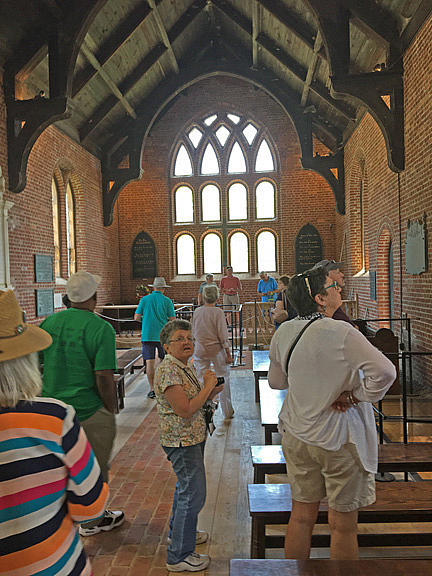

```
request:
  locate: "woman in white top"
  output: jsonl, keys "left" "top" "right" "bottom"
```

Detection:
{"left": 192, "top": 285, "right": 234, "bottom": 419}
{"left": 268, "top": 267, "right": 396, "bottom": 560}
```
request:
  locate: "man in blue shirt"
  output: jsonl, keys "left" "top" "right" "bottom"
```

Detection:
{"left": 134, "top": 277, "right": 175, "bottom": 398}
{"left": 257, "top": 271, "right": 278, "bottom": 303}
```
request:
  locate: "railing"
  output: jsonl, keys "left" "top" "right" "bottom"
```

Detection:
{"left": 175, "top": 303, "right": 245, "bottom": 367}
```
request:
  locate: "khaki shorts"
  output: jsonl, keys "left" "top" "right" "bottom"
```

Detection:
{"left": 81, "top": 406, "right": 116, "bottom": 483}
{"left": 281, "top": 429, "right": 376, "bottom": 512}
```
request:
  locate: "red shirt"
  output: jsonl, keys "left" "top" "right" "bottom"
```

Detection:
{"left": 220, "top": 275, "right": 242, "bottom": 295}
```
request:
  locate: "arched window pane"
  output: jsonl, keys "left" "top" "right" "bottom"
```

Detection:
{"left": 201, "top": 184, "right": 220, "bottom": 221}
{"left": 215, "top": 126, "right": 230, "bottom": 147}
{"left": 257, "top": 231, "right": 276, "bottom": 272}
{"left": 201, "top": 143, "right": 219, "bottom": 175}
{"left": 188, "top": 127, "right": 203, "bottom": 148}
{"left": 228, "top": 142, "right": 246, "bottom": 173}
{"left": 228, "top": 182, "right": 247, "bottom": 220}
{"left": 227, "top": 113, "right": 241, "bottom": 124}
{"left": 243, "top": 123, "right": 258, "bottom": 145}
{"left": 204, "top": 114, "right": 217, "bottom": 126}
{"left": 174, "top": 144, "right": 193, "bottom": 176}
{"left": 66, "top": 183, "right": 76, "bottom": 276}
{"left": 256, "top": 181, "right": 275, "bottom": 219}
{"left": 230, "top": 232, "right": 248, "bottom": 272}
{"left": 175, "top": 186, "right": 194, "bottom": 222}
{"left": 177, "top": 234, "right": 195, "bottom": 274}
{"left": 203, "top": 233, "right": 222, "bottom": 274}
{"left": 255, "top": 139, "right": 274, "bottom": 172}
{"left": 52, "top": 179, "right": 61, "bottom": 277}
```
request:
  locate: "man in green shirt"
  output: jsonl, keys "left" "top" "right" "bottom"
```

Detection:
{"left": 41, "top": 271, "right": 124, "bottom": 536}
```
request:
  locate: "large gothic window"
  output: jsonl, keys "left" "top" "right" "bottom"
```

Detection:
{"left": 171, "top": 111, "right": 279, "bottom": 277}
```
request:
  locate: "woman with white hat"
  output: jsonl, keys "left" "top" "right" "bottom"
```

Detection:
{"left": 0, "top": 290, "right": 109, "bottom": 576}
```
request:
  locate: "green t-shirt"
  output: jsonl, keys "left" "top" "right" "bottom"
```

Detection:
{"left": 41, "top": 308, "right": 117, "bottom": 421}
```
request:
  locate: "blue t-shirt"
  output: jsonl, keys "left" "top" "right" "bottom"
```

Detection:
{"left": 135, "top": 290, "right": 176, "bottom": 341}
{"left": 257, "top": 276, "right": 278, "bottom": 302}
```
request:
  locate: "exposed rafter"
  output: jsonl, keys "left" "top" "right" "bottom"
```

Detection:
{"left": 79, "top": 0, "right": 207, "bottom": 142}
{"left": 72, "top": 1, "right": 156, "bottom": 97}
{"left": 148, "top": 0, "right": 179, "bottom": 73}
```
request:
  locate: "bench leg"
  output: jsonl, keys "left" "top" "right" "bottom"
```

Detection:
{"left": 251, "top": 518, "right": 266, "bottom": 558}
{"left": 255, "top": 374, "right": 260, "bottom": 403}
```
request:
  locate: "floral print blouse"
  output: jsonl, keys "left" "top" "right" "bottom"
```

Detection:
{"left": 155, "top": 354, "right": 207, "bottom": 447}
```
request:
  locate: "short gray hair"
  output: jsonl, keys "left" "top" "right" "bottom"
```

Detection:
{"left": 0, "top": 353, "right": 42, "bottom": 408}
{"left": 206, "top": 273, "right": 214, "bottom": 279}
{"left": 203, "top": 284, "right": 219, "bottom": 303}
{"left": 160, "top": 319, "right": 192, "bottom": 346}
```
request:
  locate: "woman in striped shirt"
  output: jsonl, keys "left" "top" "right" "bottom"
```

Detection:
{"left": 0, "top": 290, "right": 109, "bottom": 576}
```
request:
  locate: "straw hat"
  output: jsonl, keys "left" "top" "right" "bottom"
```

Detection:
{"left": 149, "top": 277, "right": 170, "bottom": 288}
{"left": 0, "top": 290, "right": 52, "bottom": 362}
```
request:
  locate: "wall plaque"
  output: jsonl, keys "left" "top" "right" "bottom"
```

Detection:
{"left": 405, "top": 218, "right": 427, "bottom": 275}
{"left": 132, "top": 231, "right": 157, "bottom": 279}
{"left": 295, "top": 223, "right": 323, "bottom": 273}
{"left": 34, "top": 254, "right": 53, "bottom": 282}
{"left": 36, "top": 289, "right": 54, "bottom": 317}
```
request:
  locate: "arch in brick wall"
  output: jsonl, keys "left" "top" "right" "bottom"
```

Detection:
{"left": 376, "top": 226, "right": 393, "bottom": 327}
{"left": 348, "top": 152, "right": 369, "bottom": 275}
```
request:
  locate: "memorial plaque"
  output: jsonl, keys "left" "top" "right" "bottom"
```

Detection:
{"left": 295, "top": 223, "right": 323, "bottom": 273}
{"left": 36, "top": 289, "right": 54, "bottom": 317}
{"left": 405, "top": 218, "right": 427, "bottom": 274}
{"left": 34, "top": 254, "right": 53, "bottom": 282}
{"left": 132, "top": 231, "right": 157, "bottom": 278}
{"left": 370, "top": 270, "right": 377, "bottom": 300}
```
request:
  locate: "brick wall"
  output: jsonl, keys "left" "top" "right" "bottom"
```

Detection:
{"left": 117, "top": 76, "right": 336, "bottom": 304}
{"left": 0, "top": 86, "right": 120, "bottom": 322}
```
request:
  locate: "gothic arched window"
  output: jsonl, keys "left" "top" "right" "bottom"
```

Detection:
{"left": 171, "top": 111, "right": 279, "bottom": 277}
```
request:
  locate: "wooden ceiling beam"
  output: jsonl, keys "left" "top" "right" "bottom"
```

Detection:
{"left": 80, "top": 1, "right": 206, "bottom": 141}
{"left": 257, "top": 0, "right": 326, "bottom": 60}
{"left": 72, "top": 1, "right": 156, "bottom": 97}
{"left": 399, "top": 0, "right": 432, "bottom": 55}
{"left": 148, "top": 0, "right": 179, "bottom": 73}
{"left": 252, "top": 0, "right": 260, "bottom": 68}
{"left": 344, "top": 0, "right": 399, "bottom": 45}
{"left": 301, "top": 31, "right": 322, "bottom": 107}
{"left": 213, "top": 0, "right": 354, "bottom": 122}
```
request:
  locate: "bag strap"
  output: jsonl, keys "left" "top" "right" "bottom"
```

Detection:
{"left": 282, "top": 291, "right": 288, "bottom": 311}
{"left": 285, "top": 316, "right": 321, "bottom": 374}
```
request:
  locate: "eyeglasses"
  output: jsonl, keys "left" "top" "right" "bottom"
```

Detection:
{"left": 169, "top": 336, "right": 195, "bottom": 344}
{"left": 323, "top": 281, "right": 341, "bottom": 291}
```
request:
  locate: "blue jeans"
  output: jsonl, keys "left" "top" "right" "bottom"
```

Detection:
{"left": 163, "top": 441, "right": 206, "bottom": 564}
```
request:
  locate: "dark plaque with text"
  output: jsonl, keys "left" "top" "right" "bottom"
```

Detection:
{"left": 295, "top": 223, "right": 323, "bottom": 273}
{"left": 36, "top": 289, "right": 54, "bottom": 317}
{"left": 34, "top": 254, "right": 53, "bottom": 282}
{"left": 132, "top": 231, "right": 157, "bottom": 279}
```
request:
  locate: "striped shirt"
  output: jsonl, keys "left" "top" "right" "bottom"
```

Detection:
{"left": 0, "top": 397, "right": 109, "bottom": 576}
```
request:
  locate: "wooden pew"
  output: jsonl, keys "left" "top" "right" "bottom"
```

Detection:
{"left": 252, "top": 350, "right": 270, "bottom": 403}
{"left": 259, "top": 380, "right": 287, "bottom": 444}
{"left": 115, "top": 348, "right": 144, "bottom": 410}
{"left": 248, "top": 481, "right": 432, "bottom": 558}
{"left": 230, "top": 558, "right": 432, "bottom": 576}
{"left": 251, "top": 443, "right": 432, "bottom": 483}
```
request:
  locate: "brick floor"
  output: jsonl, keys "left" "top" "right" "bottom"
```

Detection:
{"left": 83, "top": 406, "right": 175, "bottom": 575}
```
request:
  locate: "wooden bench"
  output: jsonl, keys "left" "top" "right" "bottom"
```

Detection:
{"left": 248, "top": 481, "right": 432, "bottom": 558}
{"left": 252, "top": 350, "right": 270, "bottom": 403}
{"left": 259, "top": 380, "right": 287, "bottom": 444}
{"left": 230, "top": 558, "right": 432, "bottom": 576}
{"left": 115, "top": 348, "right": 144, "bottom": 410}
{"left": 251, "top": 443, "right": 432, "bottom": 483}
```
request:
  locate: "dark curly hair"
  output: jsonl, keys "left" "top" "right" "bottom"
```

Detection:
{"left": 287, "top": 268, "right": 328, "bottom": 317}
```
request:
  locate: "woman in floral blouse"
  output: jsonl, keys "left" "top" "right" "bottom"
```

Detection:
{"left": 154, "top": 319, "right": 223, "bottom": 573}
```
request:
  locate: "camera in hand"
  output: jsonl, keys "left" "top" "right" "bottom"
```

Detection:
{"left": 217, "top": 377, "right": 225, "bottom": 385}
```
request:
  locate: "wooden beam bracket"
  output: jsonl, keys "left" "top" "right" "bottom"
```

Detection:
{"left": 6, "top": 96, "right": 73, "bottom": 192}
{"left": 301, "top": 150, "right": 345, "bottom": 215}
{"left": 331, "top": 69, "right": 404, "bottom": 172}
{"left": 102, "top": 167, "right": 144, "bottom": 227}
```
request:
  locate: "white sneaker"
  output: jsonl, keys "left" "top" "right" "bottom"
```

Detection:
{"left": 166, "top": 552, "right": 211, "bottom": 572}
{"left": 79, "top": 509, "right": 125, "bottom": 536}
{"left": 167, "top": 530, "right": 209, "bottom": 545}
